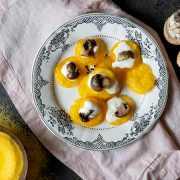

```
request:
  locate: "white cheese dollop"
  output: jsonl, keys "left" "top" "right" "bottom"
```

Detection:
{"left": 61, "top": 61, "right": 71, "bottom": 77}
{"left": 79, "top": 101, "right": 100, "bottom": 118}
{"left": 88, "top": 73, "right": 119, "bottom": 94}
{"left": 106, "top": 97, "right": 127, "bottom": 122}
{"left": 112, "top": 41, "right": 136, "bottom": 69}
{"left": 93, "top": 43, "right": 99, "bottom": 54}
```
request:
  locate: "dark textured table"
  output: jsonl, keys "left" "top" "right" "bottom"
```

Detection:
{"left": 0, "top": 1, "right": 179, "bottom": 180}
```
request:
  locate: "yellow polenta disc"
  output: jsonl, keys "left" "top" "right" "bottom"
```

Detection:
{"left": 70, "top": 97, "right": 106, "bottom": 127}
{"left": 78, "top": 67, "right": 121, "bottom": 100}
{"left": 54, "top": 56, "right": 86, "bottom": 88}
{"left": 106, "top": 95, "right": 135, "bottom": 126}
{"left": 109, "top": 40, "right": 142, "bottom": 69}
{"left": 75, "top": 38, "right": 107, "bottom": 66}
{"left": 124, "top": 63, "right": 155, "bottom": 94}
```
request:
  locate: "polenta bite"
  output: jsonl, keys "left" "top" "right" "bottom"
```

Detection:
{"left": 54, "top": 56, "right": 86, "bottom": 88}
{"left": 78, "top": 67, "right": 121, "bottom": 100}
{"left": 124, "top": 63, "right": 155, "bottom": 94}
{"left": 110, "top": 40, "right": 141, "bottom": 69}
{"left": 75, "top": 38, "right": 107, "bottom": 66}
{"left": 70, "top": 97, "right": 106, "bottom": 127}
{"left": 106, "top": 95, "right": 135, "bottom": 126}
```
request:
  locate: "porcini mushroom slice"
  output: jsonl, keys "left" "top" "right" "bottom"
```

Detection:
{"left": 117, "top": 50, "right": 134, "bottom": 61}
{"left": 90, "top": 74, "right": 102, "bottom": 92}
{"left": 66, "top": 62, "right": 79, "bottom": 80}
{"left": 66, "top": 72, "right": 79, "bottom": 80}
{"left": 79, "top": 110, "right": 94, "bottom": 122}
{"left": 114, "top": 102, "right": 130, "bottom": 118}
{"left": 90, "top": 74, "right": 110, "bottom": 92}
{"left": 67, "top": 62, "right": 76, "bottom": 72}
{"left": 81, "top": 39, "right": 97, "bottom": 57}
{"left": 101, "top": 76, "right": 110, "bottom": 88}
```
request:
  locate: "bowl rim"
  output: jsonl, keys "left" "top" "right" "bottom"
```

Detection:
{"left": 0, "top": 125, "right": 28, "bottom": 180}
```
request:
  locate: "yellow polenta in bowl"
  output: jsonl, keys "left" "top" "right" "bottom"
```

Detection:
{"left": 0, "top": 126, "right": 28, "bottom": 180}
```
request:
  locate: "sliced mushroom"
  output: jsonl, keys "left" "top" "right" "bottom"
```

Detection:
{"left": 164, "top": 9, "right": 180, "bottom": 45}
{"left": 101, "top": 76, "right": 110, "bottom": 88}
{"left": 117, "top": 50, "right": 134, "bottom": 61}
{"left": 66, "top": 62, "right": 79, "bottom": 80}
{"left": 90, "top": 74, "right": 110, "bottom": 92}
{"left": 90, "top": 74, "right": 102, "bottom": 92}
{"left": 81, "top": 39, "right": 97, "bottom": 57}
{"left": 67, "top": 62, "right": 76, "bottom": 72}
{"left": 66, "top": 72, "right": 79, "bottom": 80}
{"left": 114, "top": 102, "right": 130, "bottom": 118}
{"left": 79, "top": 110, "right": 94, "bottom": 122}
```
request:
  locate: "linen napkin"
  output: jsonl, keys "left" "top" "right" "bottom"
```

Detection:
{"left": 1, "top": 0, "right": 180, "bottom": 179}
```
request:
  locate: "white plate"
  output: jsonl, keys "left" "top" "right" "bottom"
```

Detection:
{"left": 32, "top": 13, "right": 168, "bottom": 151}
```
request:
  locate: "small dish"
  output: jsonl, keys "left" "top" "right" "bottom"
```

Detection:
{"left": 0, "top": 125, "right": 28, "bottom": 180}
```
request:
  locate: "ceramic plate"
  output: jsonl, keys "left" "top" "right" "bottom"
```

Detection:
{"left": 32, "top": 13, "right": 168, "bottom": 151}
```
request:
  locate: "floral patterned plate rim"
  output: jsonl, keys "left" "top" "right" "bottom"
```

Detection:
{"left": 32, "top": 13, "right": 168, "bottom": 151}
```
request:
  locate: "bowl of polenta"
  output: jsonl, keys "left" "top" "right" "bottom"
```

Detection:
{"left": 0, "top": 126, "right": 28, "bottom": 180}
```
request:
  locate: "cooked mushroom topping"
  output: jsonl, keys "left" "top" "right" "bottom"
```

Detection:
{"left": 117, "top": 50, "right": 134, "bottom": 61}
{"left": 66, "top": 72, "right": 79, "bottom": 80}
{"left": 101, "top": 76, "right": 110, "bottom": 88}
{"left": 67, "top": 62, "right": 76, "bottom": 72}
{"left": 114, "top": 102, "right": 130, "bottom": 118}
{"left": 90, "top": 74, "right": 110, "bottom": 92}
{"left": 81, "top": 39, "right": 97, "bottom": 57}
{"left": 79, "top": 110, "right": 94, "bottom": 122}
{"left": 66, "top": 62, "right": 79, "bottom": 80}
{"left": 90, "top": 74, "right": 102, "bottom": 92}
